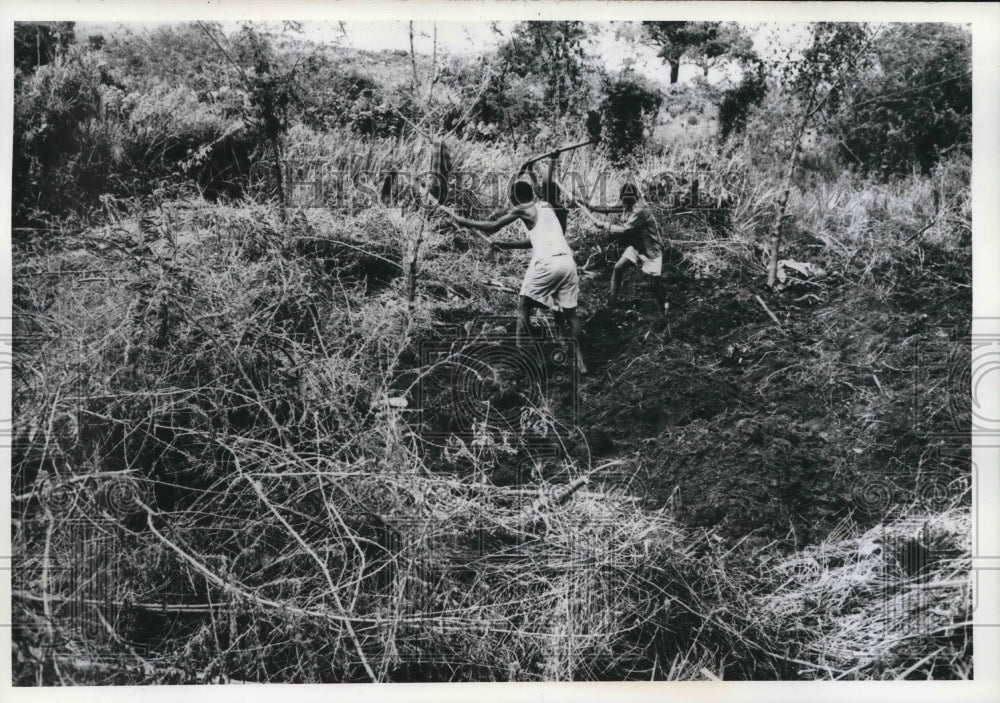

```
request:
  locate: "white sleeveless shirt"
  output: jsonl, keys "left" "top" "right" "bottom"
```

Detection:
{"left": 521, "top": 202, "right": 573, "bottom": 262}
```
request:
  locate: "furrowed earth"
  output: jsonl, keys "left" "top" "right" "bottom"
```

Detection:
{"left": 432, "top": 220, "right": 971, "bottom": 549}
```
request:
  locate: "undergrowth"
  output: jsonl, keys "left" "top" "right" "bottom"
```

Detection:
{"left": 11, "top": 134, "right": 971, "bottom": 682}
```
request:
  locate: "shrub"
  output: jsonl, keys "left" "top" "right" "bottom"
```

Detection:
{"left": 718, "top": 62, "right": 767, "bottom": 140}
{"left": 596, "top": 71, "right": 663, "bottom": 166}
{"left": 13, "top": 46, "right": 258, "bottom": 228}
{"left": 13, "top": 45, "right": 107, "bottom": 224}
{"left": 834, "top": 24, "right": 971, "bottom": 178}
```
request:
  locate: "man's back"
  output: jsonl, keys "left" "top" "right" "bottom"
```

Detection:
{"left": 520, "top": 202, "right": 573, "bottom": 260}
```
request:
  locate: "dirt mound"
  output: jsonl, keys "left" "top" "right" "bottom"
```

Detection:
{"left": 640, "top": 412, "right": 843, "bottom": 544}
{"left": 571, "top": 238, "right": 970, "bottom": 545}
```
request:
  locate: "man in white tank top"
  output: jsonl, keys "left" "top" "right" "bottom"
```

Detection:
{"left": 438, "top": 159, "right": 588, "bottom": 375}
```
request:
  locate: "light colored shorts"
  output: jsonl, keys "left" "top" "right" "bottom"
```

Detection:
{"left": 622, "top": 246, "right": 663, "bottom": 276}
{"left": 519, "top": 253, "right": 579, "bottom": 310}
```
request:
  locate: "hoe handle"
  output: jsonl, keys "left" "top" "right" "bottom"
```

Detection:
{"left": 524, "top": 138, "right": 597, "bottom": 166}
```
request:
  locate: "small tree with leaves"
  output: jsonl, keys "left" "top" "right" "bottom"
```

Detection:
{"left": 503, "top": 22, "right": 594, "bottom": 126}
{"left": 642, "top": 21, "right": 733, "bottom": 85}
{"left": 833, "top": 23, "right": 971, "bottom": 178}
{"left": 234, "top": 25, "right": 297, "bottom": 219}
{"left": 197, "top": 22, "right": 310, "bottom": 219}
{"left": 762, "top": 22, "right": 880, "bottom": 288}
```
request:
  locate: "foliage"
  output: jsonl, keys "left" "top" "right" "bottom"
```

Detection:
{"left": 14, "top": 22, "right": 76, "bottom": 76}
{"left": 14, "top": 45, "right": 118, "bottom": 225}
{"left": 297, "top": 58, "right": 420, "bottom": 138}
{"left": 718, "top": 60, "right": 767, "bottom": 141}
{"left": 231, "top": 24, "right": 298, "bottom": 208}
{"left": 642, "top": 21, "right": 753, "bottom": 84}
{"left": 13, "top": 44, "right": 255, "bottom": 228}
{"left": 643, "top": 21, "right": 718, "bottom": 84}
{"left": 595, "top": 70, "right": 663, "bottom": 165}
{"left": 504, "top": 21, "right": 593, "bottom": 120}
{"left": 465, "top": 21, "right": 597, "bottom": 143}
{"left": 103, "top": 22, "right": 234, "bottom": 95}
{"left": 833, "top": 23, "right": 971, "bottom": 178}
{"left": 233, "top": 25, "right": 296, "bottom": 137}
{"left": 767, "top": 22, "right": 876, "bottom": 140}
{"left": 463, "top": 54, "right": 543, "bottom": 144}
{"left": 751, "top": 22, "right": 880, "bottom": 286}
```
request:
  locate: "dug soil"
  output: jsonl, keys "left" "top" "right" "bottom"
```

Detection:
{"left": 567, "top": 242, "right": 970, "bottom": 549}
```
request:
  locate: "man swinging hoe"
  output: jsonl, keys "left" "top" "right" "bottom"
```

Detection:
{"left": 434, "top": 155, "right": 589, "bottom": 375}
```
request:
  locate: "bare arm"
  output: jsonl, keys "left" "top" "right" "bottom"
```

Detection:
{"left": 577, "top": 202, "right": 621, "bottom": 234}
{"left": 450, "top": 207, "right": 524, "bottom": 236}
{"left": 491, "top": 239, "right": 533, "bottom": 250}
{"left": 554, "top": 178, "right": 627, "bottom": 237}
{"left": 419, "top": 182, "right": 515, "bottom": 236}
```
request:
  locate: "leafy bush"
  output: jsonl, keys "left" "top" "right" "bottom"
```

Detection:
{"left": 14, "top": 46, "right": 259, "bottom": 228}
{"left": 14, "top": 46, "right": 111, "bottom": 225}
{"left": 295, "top": 54, "right": 422, "bottom": 139}
{"left": 596, "top": 71, "right": 663, "bottom": 165}
{"left": 718, "top": 62, "right": 767, "bottom": 140}
{"left": 834, "top": 24, "right": 971, "bottom": 178}
{"left": 103, "top": 22, "right": 233, "bottom": 95}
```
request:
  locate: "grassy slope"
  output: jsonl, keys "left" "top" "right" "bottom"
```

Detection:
{"left": 10, "top": 145, "right": 972, "bottom": 682}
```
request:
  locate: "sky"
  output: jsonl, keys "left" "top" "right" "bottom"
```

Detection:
{"left": 273, "top": 21, "right": 811, "bottom": 84}
{"left": 74, "top": 20, "right": 813, "bottom": 89}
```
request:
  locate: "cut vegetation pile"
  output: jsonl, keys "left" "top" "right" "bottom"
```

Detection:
{"left": 759, "top": 505, "right": 972, "bottom": 679}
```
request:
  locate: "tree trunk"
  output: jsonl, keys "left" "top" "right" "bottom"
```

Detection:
{"left": 766, "top": 136, "right": 804, "bottom": 287}
{"left": 669, "top": 58, "right": 680, "bottom": 84}
{"left": 405, "top": 217, "right": 425, "bottom": 308}
{"left": 426, "top": 23, "right": 437, "bottom": 107}
{"left": 765, "top": 188, "right": 791, "bottom": 288}
{"left": 763, "top": 30, "right": 878, "bottom": 288}
{"left": 269, "top": 135, "right": 286, "bottom": 223}
{"left": 409, "top": 22, "right": 419, "bottom": 92}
